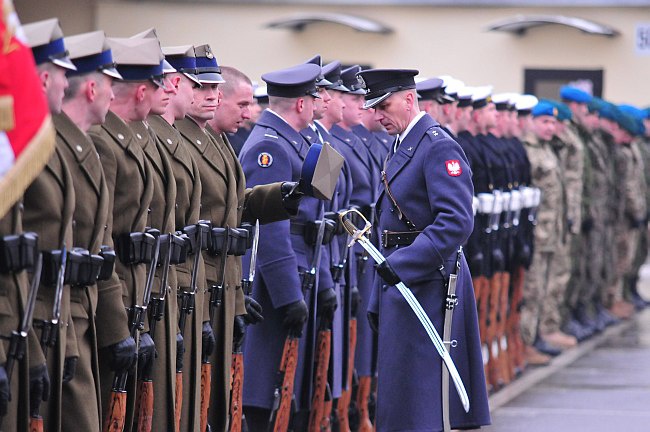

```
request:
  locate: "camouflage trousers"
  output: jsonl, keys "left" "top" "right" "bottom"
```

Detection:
{"left": 605, "top": 225, "right": 640, "bottom": 304}
{"left": 520, "top": 240, "right": 571, "bottom": 345}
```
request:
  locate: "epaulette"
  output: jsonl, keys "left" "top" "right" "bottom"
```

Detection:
{"left": 263, "top": 128, "right": 278, "bottom": 139}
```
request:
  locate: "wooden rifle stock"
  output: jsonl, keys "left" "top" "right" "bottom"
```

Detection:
{"left": 268, "top": 335, "right": 299, "bottom": 432}
{"left": 135, "top": 380, "right": 154, "bottom": 432}
{"left": 308, "top": 326, "right": 332, "bottom": 432}
{"left": 229, "top": 352, "right": 244, "bottom": 432}
{"left": 321, "top": 388, "right": 333, "bottom": 432}
{"left": 103, "top": 389, "right": 128, "bottom": 432}
{"left": 508, "top": 266, "right": 526, "bottom": 374}
{"left": 174, "top": 371, "right": 182, "bottom": 432}
{"left": 356, "top": 376, "right": 373, "bottom": 432}
{"left": 200, "top": 361, "right": 211, "bottom": 432}
{"left": 336, "top": 318, "right": 357, "bottom": 432}
{"left": 487, "top": 272, "right": 503, "bottom": 390}
{"left": 498, "top": 270, "right": 512, "bottom": 384}
{"left": 29, "top": 416, "right": 43, "bottom": 432}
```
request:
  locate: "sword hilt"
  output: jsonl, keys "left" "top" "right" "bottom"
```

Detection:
{"left": 338, "top": 209, "right": 372, "bottom": 248}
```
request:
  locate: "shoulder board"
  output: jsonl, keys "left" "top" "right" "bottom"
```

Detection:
{"left": 264, "top": 128, "right": 278, "bottom": 139}
{"left": 426, "top": 127, "right": 446, "bottom": 140}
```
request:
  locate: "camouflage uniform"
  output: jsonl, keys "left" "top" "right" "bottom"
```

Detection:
{"left": 520, "top": 133, "right": 569, "bottom": 345}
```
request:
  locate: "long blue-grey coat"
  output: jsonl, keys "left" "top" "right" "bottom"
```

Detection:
{"left": 368, "top": 114, "right": 491, "bottom": 431}
{"left": 239, "top": 110, "right": 327, "bottom": 411}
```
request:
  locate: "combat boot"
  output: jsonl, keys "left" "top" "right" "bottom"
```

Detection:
{"left": 609, "top": 300, "right": 635, "bottom": 319}
{"left": 540, "top": 331, "right": 577, "bottom": 350}
{"left": 524, "top": 345, "right": 551, "bottom": 366}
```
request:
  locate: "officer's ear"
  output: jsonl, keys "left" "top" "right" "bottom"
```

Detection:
{"left": 135, "top": 83, "right": 148, "bottom": 102}
{"left": 296, "top": 97, "right": 305, "bottom": 113}
{"left": 86, "top": 79, "right": 97, "bottom": 102}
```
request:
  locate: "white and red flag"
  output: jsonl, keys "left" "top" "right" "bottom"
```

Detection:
{"left": 0, "top": 0, "right": 55, "bottom": 218}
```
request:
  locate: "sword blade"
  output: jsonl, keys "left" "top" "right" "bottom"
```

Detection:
{"left": 248, "top": 220, "right": 260, "bottom": 284}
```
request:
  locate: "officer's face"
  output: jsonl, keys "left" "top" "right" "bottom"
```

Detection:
{"left": 455, "top": 106, "right": 472, "bottom": 131}
{"left": 190, "top": 84, "right": 219, "bottom": 121}
{"left": 341, "top": 93, "right": 364, "bottom": 127}
{"left": 90, "top": 75, "right": 114, "bottom": 126}
{"left": 312, "top": 87, "right": 331, "bottom": 121}
{"left": 149, "top": 75, "right": 176, "bottom": 116}
{"left": 214, "top": 81, "right": 254, "bottom": 133}
{"left": 532, "top": 115, "right": 557, "bottom": 141}
{"left": 361, "top": 107, "right": 384, "bottom": 132}
{"left": 169, "top": 74, "right": 195, "bottom": 120}
{"left": 323, "top": 90, "right": 344, "bottom": 125}
{"left": 42, "top": 65, "right": 69, "bottom": 114}
{"left": 373, "top": 92, "right": 412, "bottom": 135}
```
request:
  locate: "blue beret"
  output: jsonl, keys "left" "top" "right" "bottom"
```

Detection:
{"left": 598, "top": 102, "right": 620, "bottom": 122}
{"left": 532, "top": 101, "right": 557, "bottom": 118}
{"left": 587, "top": 96, "right": 604, "bottom": 114}
{"left": 560, "top": 85, "right": 592, "bottom": 104}
{"left": 541, "top": 99, "right": 572, "bottom": 121}
{"left": 618, "top": 104, "right": 646, "bottom": 121}
{"left": 617, "top": 111, "right": 640, "bottom": 136}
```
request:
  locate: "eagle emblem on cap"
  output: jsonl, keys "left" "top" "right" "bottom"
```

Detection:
{"left": 446, "top": 160, "right": 462, "bottom": 177}
{"left": 357, "top": 75, "right": 366, "bottom": 89}
{"left": 205, "top": 48, "right": 214, "bottom": 59}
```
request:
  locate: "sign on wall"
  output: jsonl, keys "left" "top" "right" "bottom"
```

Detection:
{"left": 636, "top": 23, "right": 650, "bottom": 56}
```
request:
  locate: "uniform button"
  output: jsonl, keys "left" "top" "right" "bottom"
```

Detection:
{"left": 167, "top": 139, "right": 173, "bottom": 145}
{"left": 382, "top": 284, "right": 388, "bottom": 291}
{"left": 197, "top": 139, "right": 202, "bottom": 145}
{"left": 75, "top": 145, "right": 83, "bottom": 152}
{"left": 117, "top": 133, "right": 125, "bottom": 140}
{"left": 136, "top": 133, "right": 142, "bottom": 139}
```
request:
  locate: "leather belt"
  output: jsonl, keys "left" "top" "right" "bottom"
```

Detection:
{"left": 0, "top": 232, "right": 38, "bottom": 274}
{"left": 290, "top": 220, "right": 336, "bottom": 245}
{"left": 381, "top": 230, "right": 422, "bottom": 248}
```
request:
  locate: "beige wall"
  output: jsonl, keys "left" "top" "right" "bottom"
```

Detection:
{"left": 16, "top": 0, "right": 96, "bottom": 35}
{"left": 18, "top": 1, "right": 650, "bottom": 105}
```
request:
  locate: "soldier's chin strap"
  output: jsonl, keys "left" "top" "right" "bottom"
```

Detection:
{"left": 442, "top": 247, "right": 463, "bottom": 432}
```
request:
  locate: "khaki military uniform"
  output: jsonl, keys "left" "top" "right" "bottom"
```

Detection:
{"left": 177, "top": 116, "right": 287, "bottom": 431}
{"left": 22, "top": 146, "right": 76, "bottom": 432}
{"left": 149, "top": 114, "right": 205, "bottom": 432}
{"left": 89, "top": 110, "right": 154, "bottom": 429}
{"left": 630, "top": 137, "right": 650, "bottom": 286}
{"left": 55, "top": 112, "right": 130, "bottom": 430}
{"left": 611, "top": 141, "right": 647, "bottom": 303}
{"left": 521, "top": 133, "right": 569, "bottom": 345}
{"left": 0, "top": 205, "right": 47, "bottom": 431}
{"left": 130, "top": 119, "right": 178, "bottom": 432}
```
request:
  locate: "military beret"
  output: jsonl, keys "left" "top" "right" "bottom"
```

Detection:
{"left": 340, "top": 65, "right": 366, "bottom": 96}
{"left": 356, "top": 68, "right": 419, "bottom": 109}
{"left": 305, "top": 55, "right": 333, "bottom": 88}
{"left": 560, "top": 85, "right": 592, "bottom": 104}
{"left": 64, "top": 31, "right": 121, "bottom": 79}
{"left": 23, "top": 18, "right": 76, "bottom": 70}
{"left": 415, "top": 78, "right": 445, "bottom": 103}
{"left": 262, "top": 63, "right": 321, "bottom": 99}
{"left": 618, "top": 104, "right": 646, "bottom": 121}
{"left": 163, "top": 45, "right": 201, "bottom": 86}
{"left": 587, "top": 96, "right": 604, "bottom": 114}
{"left": 322, "top": 61, "right": 349, "bottom": 92}
{"left": 541, "top": 99, "right": 572, "bottom": 121}
{"left": 617, "top": 111, "right": 642, "bottom": 136}
{"left": 194, "top": 44, "right": 225, "bottom": 84}
{"left": 107, "top": 37, "right": 165, "bottom": 87}
{"left": 532, "top": 101, "right": 558, "bottom": 118}
{"left": 598, "top": 102, "right": 620, "bottom": 122}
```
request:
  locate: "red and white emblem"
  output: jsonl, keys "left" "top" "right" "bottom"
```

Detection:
{"left": 445, "top": 160, "right": 462, "bottom": 176}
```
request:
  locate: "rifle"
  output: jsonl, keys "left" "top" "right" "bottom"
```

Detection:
{"left": 175, "top": 222, "right": 210, "bottom": 432}
{"left": 307, "top": 315, "right": 332, "bottom": 432}
{"left": 0, "top": 252, "right": 42, "bottom": 430}
{"left": 268, "top": 216, "right": 328, "bottom": 431}
{"left": 31, "top": 247, "right": 67, "bottom": 432}
{"left": 103, "top": 231, "right": 159, "bottom": 432}
{"left": 200, "top": 226, "right": 229, "bottom": 432}
{"left": 229, "top": 221, "right": 259, "bottom": 432}
{"left": 135, "top": 233, "right": 174, "bottom": 432}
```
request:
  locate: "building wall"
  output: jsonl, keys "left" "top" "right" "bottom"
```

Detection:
{"left": 16, "top": 0, "right": 97, "bottom": 35}
{"left": 17, "top": 1, "right": 650, "bottom": 104}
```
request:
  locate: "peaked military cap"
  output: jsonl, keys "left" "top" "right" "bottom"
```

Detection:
{"left": 108, "top": 37, "right": 165, "bottom": 87}
{"left": 340, "top": 65, "right": 367, "bottom": 96}
{"left": 64, "top": 31, "right": 121, "bottom": 79}
{"left": 322, "top": 61, "right": 349, "bottom": 92}
{"left": 492, "top": 93, "right": 515, "bottom": 111}
{"left": 471, "top": 85, "right": 493, "bottom": 109}
{"left": 129, "top": 28, "right": 176, "bottom": 76}
{"left": 194, "top": 44, "right": 224, "bottom": 84}
{"left": 456, "top": 86, "right": 474, "bottom": 108}
{"left": 305, "top": 55, "right": 333, "bottom": 88}
{"left": 416, "top": 78, "right": 445, "bottom": 103}
{"left": 253, "top": 84, "right": 269, "bottom": 104}
{"left": 441, "top": 76, "right": 463, "bottom": 101}
{"left": 560, "top": 85, "right": 592, "bottom": 104}
{"left": 262, "top": 63, "right": 321, "bottom": 99}
{"left": 356, "top": 68, "right": 418, "bottom": 109}
{"left": 514, "top": 94, "right": 538, "bottom": 116}
{"left": 531, "top": 101, "right": 558, "bottom": 118}
{"left": 23, "top": 18, "right": 76, "bottom": 70}
{"left": 163, "top": 45, "right": 201, "bottom": 86}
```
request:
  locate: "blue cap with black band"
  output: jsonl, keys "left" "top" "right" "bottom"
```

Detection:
{"left": 356, "top": 68, "right": 419, "bottom": 109}
{"left": 262, "top": 63, "right": 321, "bottom": 99}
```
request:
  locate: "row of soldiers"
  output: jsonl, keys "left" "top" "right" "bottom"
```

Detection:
{"left": 417, "top": 78, "right": 650, "bottom": 391}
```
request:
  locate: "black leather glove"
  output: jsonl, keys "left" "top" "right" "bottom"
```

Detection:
{"left": 244, "top": 295, "right": 263, "bottom": 325}
{"left": 176, "top": 333, "right": 184, "bottom": 372}
{"left": 0, "top": 366, "right": 9, "bottom": 417}
{"left": 317, "top": 287, "right": 337, "bottom": 323}
{"left": 202, "top": 321, "right": 216, "bottom": 357}
{"left": 280, "top": 299, "right": 308, "bottom": 337}
{"left": 62, "top": 356, "right": 78, "bottom": 384}
{"left": 581, "top": 217, "right": 594, "bottom": 234}
{"left": 137, "top": 332, "right": 157, "bottom": 378}
{"left": 281, "top": 181, "right": 304, "bottom": 216}
{"left": 233, "top": 315, "right": 246, "bottom": 349}
{"left": 29, "top": 363, "right": 50, "bottom": 410}
{"left": 376, "top": 260, "right": 400, "bottom": 286}
{"left": 108, "top": 336, "right": 137, "bottom": 373}
{"left": 367, "top": 311, "right": 379, "bottom": 334}
{"left": 350, "top": 286, "right": 360, "bottom": 317}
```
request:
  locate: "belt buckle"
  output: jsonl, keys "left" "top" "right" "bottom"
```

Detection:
{"left": 381, "top": 230, "right": 389, "bottom": 248}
